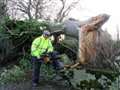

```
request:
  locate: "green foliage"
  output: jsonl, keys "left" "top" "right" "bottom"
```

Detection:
{"left": 59, "top": 54, "right": 72, "bottom": 65}
{"left": 0, "top": 17, "right": 50, "bottom": 64}
{"left": 77, "top": 79, "right": 103, "bottom": 90}
{"left": 19, "top": 55, "right": 32, "bottom": 71}
{"left": 74, "top": 69, "right": 120, "bottom": 90}
{"left": 86, "top": 69, "right": 119, "bottom": 82}
{"left": 40, "top": 63, "right": 56, "bottom": 80}
{"left": 0, "top": 21, "right": 15, "bottom": 64}
{"left": 0, "top": 65, "right": 25, "bottom": 85}
{"left": 0, "top": 53, "right": 31, "bottom": 84}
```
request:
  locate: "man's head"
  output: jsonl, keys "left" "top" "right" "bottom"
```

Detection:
{"left": 43, "top": 30, "right": 50, "bottom": 39}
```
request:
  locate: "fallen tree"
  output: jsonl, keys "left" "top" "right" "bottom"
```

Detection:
{"left": 60, "top": 14, "right": 120, "bottom": 71}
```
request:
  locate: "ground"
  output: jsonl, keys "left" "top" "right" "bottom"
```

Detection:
{"left": 0, "top": 79, "right": 74, "bottom": 90}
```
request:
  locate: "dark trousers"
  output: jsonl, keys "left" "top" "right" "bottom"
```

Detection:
{"left": 32, "top": 57, "right": 41, "bottom": 83}
{"left": 32, "top": 52, "right": 64, "bottom": 83}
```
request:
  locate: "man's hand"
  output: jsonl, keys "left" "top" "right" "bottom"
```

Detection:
{"left": 37, "top": 56, "right": 40, "bottom": 59}
{"left": 43, "top": 56, "right": 50, "bottom": 64}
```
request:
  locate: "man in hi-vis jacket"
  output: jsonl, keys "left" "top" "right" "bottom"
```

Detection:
{"left": 31, "top": 30, "right": 64, "bottom": 87}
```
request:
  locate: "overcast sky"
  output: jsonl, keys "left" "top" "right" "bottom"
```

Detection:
{"left": 69, "top": 0, "right": 120, "bottom": 40}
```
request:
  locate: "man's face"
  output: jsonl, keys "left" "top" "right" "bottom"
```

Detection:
{"left": 44, "top": 34, "right": 49, "bottom": 39}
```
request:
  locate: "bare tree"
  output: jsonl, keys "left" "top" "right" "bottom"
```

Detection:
{"left": 7, "top": 0, "right": 80, "bottom": 21}
{"left": 0, "top": 0, "right": 7, "bottom": 23}
{"left": 16, "top": 0, "right": 32, "bottom": 20}
{"left": 7, "top": 0, "right": 52, "bottom": 20}
{"left": 55, "top": 0, "right": 80, "bottom": 22}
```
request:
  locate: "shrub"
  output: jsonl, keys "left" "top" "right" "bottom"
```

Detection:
{"left": 0, "top": 17, "right": 50, "bottom": 64}
{"left": 19, "top": 55, "right": 32, "bottom": 71}
{"left": 0, "top": 65, "right": 25, "bottom": 85}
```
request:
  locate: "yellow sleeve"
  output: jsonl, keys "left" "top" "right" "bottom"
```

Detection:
{"left": 31, "top": 37, "right": 41, "bottom": 57}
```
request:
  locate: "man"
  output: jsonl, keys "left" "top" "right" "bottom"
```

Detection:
{"left": 31, "top": 30, "right": 64, "bottom": 87}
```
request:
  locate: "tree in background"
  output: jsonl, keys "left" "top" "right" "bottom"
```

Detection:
{"left": 7, "top": 0, "right": 80, "bottom": 21}
{"left": 0, "top": 0, "right": 7, "bottom": 24}
{"left": 55, "top": 0, "right": 80, "bottom": 22}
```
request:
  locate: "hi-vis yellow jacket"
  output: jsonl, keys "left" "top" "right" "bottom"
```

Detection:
{"left": 31, "top": 35, "right": 53, "bottom": 58}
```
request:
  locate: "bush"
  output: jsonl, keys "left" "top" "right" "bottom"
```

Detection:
{"left": 0, "top": 65, "right": 25, "bottom": 85}
{"left": 19, "top": 56, "right": 32, "bottom": 71}
{"left": 0, "top": 17, "right": 50, "bottom": 64}
{"left": 0, "top": 54, "right": 31, "bottom": 85}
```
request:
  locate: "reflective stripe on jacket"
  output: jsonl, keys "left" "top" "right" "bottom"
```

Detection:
{"left": 31, "top": 35, "right": 53, "bottom": 58}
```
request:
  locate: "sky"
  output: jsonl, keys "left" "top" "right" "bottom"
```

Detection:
{"left": 69, "top": 0, "right": 120, "bottom": 40}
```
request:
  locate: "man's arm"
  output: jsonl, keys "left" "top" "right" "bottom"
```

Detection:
{"left": 31, "top": 37, "right": 41, "bottom": 58}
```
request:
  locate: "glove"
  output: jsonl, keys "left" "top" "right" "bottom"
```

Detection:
{"left": 43, "top": 56, "right": 50, "bottom": 64}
